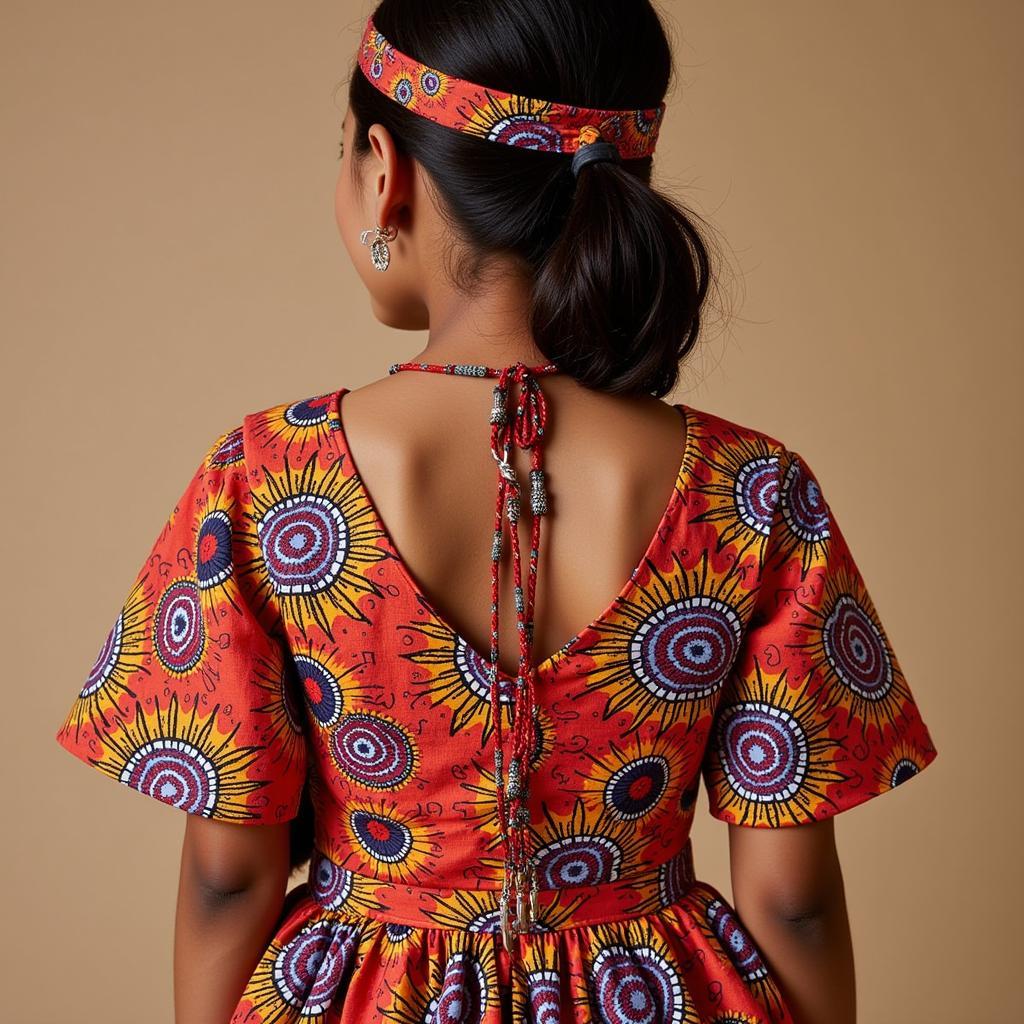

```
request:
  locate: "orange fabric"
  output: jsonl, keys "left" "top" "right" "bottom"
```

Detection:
{"left": 55, "top": 388, "right": 938, "bottom": 1022}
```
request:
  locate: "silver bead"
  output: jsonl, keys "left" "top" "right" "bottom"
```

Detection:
{"left": 530, "top": 469, "right": 548, "bottom": 515}
{"left": 514, "top": 586, "right": 524, "bottom": 613}
{"left": 506, "top": 493, "right": 520, "bottom": 523}
{"left": 491, "top": 529, "right": 503, "bottom": 561}
{"left": 506, "top": 758, "right": 522, "bottom": 799}
{"left": 490, "top": 386, "right": 508, "bottom": 424}
{"left": 512, "top": 806, "right": 530, "bottom": 829}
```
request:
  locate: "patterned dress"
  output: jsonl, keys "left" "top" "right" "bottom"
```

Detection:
{"left": 55, "top": 387, "right": 938, "bottom": 1023}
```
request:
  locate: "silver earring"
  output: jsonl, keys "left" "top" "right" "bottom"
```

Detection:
{"left": 359, "top": 223, "right": 398, "bottom": 272}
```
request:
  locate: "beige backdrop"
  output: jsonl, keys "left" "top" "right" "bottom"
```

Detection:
{"left": 4, "top": 3, "right": 1019, "bottom": 1022}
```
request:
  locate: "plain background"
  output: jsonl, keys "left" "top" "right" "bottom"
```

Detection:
{"left": 4, "top": 3, "right": 1019, "bottom": 1021}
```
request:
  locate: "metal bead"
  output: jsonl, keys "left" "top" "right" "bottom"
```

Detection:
{"left": 491, "top": 529, "right": 503, "bottom": 561}
{"left": 512, "top": 806, "right": 530, "bottom": 828}
{"left": 490, "top": 386, "right": 508, "bottom": 424}
{"left": 506, "top": 493, "right": 520, "bottom": 524}
{"left": 514, "top": 586, "right": 524, "bottom": 614}
{"left": 530, "top": 469, "right": 548, "bottom": 515}
{"left": 506, "top": 758, "right": 522, "bottom": 799}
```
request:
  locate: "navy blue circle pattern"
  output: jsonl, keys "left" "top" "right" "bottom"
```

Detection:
{"left": 293, "top": 654, "right": 344, "bottom": 728}
{"left": 590, "top": 945, "right": 684, "bottom": 1024}
{"left": 154, "top": 579, "right": 205, "bottom": 674}
{"left": 350, "top": 810, "right": 413, "bottom": 864}
{"left": 457, "top": 639, "right": 515, "bottom": 705}
{"left": 209, "top": 427, "right": 244, "bottom": 467}
{"left": 121, "top": 738, "right": 217, "bottom": 816}
{"left": 258, "top": 494, "right": 348, "bottom": 596}
{"left": 890, "top": 758, "right": 920, "bottom": 787}
{"left": 427, "top": 952, "right": 487, "bottom": 1024}
{"left": 284, "top": 395, "right": 332, "bottom": 428}
{"left": 706, "top": 898, "right": 768, "bottom": 983}
{"left": 488, "top": 116, "right": 564, "bottom": 152}
{"left": 781, "top": 455, "right": 830, "bottom": 544}
{"left": 716, "top": 700, "right": 808, "bottom": 804}
{"left": 272, "top": 919, "right": 360, "bottom": 1013}
{"left": 331, "top": 713, "right": 416, "bottom": 789}
{"left": 604, "top": 756, "right": 669, "bottom": 819}
{"left": 735, "top": 456, "right": 780, "bottom": 536}
{"left": 196, "top": 509, "right": 232, "bottom": 590}
{"left": 81, "top": 614, "right": 122, "bottom": 696}
{"left": 310, "top": 849, "right": 353, "bottom": 911}
{"left": 535, "top": 834, "right": 622, "bottom": 889}
{"left": 631, "top": 597, "right": 742, "bottom": 702}
{"left": 823, "top": 594, "right": 893, "bottom": 701}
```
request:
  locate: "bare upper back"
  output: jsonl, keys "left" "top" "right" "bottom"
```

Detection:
{"left": 337, "top": 371, "right": 689, "bottom": 679}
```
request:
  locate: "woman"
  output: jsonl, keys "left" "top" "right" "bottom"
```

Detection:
{"left": 54, "top": 2, "right": 938, "bottom": 1022}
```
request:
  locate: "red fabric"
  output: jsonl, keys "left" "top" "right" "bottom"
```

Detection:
{"left": 55, "top": 387, "right": 938, "bottom": 1022}
{"left": 356, "top": 15, "right": 666, "bottom": 160}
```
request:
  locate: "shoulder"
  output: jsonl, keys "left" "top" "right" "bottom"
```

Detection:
{"left": 681, "top": 400, "right": 793, "bottom": 460}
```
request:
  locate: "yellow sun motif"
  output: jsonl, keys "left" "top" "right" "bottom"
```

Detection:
{"left": 580, "top": 547, "right": 756, "bottom": 733}
{"left": 245, "top": 446, "right": 389, "bottom": 637}
{"left": 704, "top": 662, "right": 849, "bottom": 828}
{"left": 340, "top": 796, "right": 443, "bottom": 885}
{"left": 80, "top": 692, "right": 272, "bottom": 822}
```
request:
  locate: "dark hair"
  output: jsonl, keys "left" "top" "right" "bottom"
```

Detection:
{"left": 345, "top": 0, "right": 723, "bottom": 397}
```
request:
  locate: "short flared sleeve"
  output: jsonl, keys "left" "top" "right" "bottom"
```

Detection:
{"left": 702, "top": 445, "right": 938, "bottom": 827}
{"left": 54, "top": 422, "right": 308, "bottom": 825}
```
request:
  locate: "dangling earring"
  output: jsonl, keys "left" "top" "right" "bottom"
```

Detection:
{"left": 359, "top": 223, "right": 398, "bottom": 272}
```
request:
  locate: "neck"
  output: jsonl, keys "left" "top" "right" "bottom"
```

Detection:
{"left": 408, "top": 263, "right": 551, "bottom": 369}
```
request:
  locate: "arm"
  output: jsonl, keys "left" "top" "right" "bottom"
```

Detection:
{"left": 173, "top": 817, "right": 293, "bottom": 1024}
{"left": 728, "top": 817, "right": 856, "bottom": 1024}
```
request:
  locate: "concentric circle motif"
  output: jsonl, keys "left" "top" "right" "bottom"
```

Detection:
{"left": 527, "top": 969, "right": 561, "bottom": 1024}
{"left": 81, "top": 614, "right": 123, "bottom": 696}
{"left": 330, "top": 713, "right": 416, "bottom": 789}
{"left": 309, "top": 849, "right": 353, "bottom": 911}
{"left": 630, "top": 597, "right": 742, "bottom": 702}
{"left": 272, "top": 919, "right": 360, "bottom": 1013}
{"left": 258, "top": 493, "right": 348, "bottom": 595}
{"left": 196, "top": 509, "right": 233, "bottom": 590}
{"left": 426, "top": 952, "right": 487, "bottom": 1024}
{"left": 457, "top": 638, "right": 515, "bottom": 704}
{"left": 823, "top": 594, "right": 893, "bottom": 701}
{"left": 468, "top": 909, "right": 501, "bottom": 935}
{"left": 706, "top": 898, "right": 768, "bottom": 983}
{"left": 535, "top": 834, "right": 622, "bottom": 889}
{"left": 590, "top": 945, "right": 684, "bottom": 1024}
{"left": 781, "top": 455, "right": 830, "bottom": 544}
{"left": 154, "top": 578, "right": 205, "bottom": 674}
{"left": 350, "top": 809, "right": 413, "bottom": 864}
{"left": 890, "top": 758, "right": 920, "bottom": 787}
{"left": 604, "top": 756, "right": 670, "bottom": 819}
{"left": 735, "top": 456, "right": 780, "bottom": 536}
{"left": 120, "top": 738, "right": 218, "bottom": 816}
{"left": 209, "top": 428, "right": 244, "bottom": 467}
{"left": 657, "top": 846, "right": 695, "bottom": 907}
{"left": 283, "top": 394, "right": 332, "bottom": 428}
{"left": 393, "top": 76, "right": 414, "bottom": 105}
{"left": 293, "top": 654, "right": 344, "bottom": 728}
{"left": 717, "top": 700, "right": 808, "bottom": 804}
{"left": 419, "top": 70, "right": 442, "bottom": 96}
{"left": 384, "top": 922, "right": 414, "bottom": 944}
{"left": 487, "top": 115, "right": 564, "bottom": 152}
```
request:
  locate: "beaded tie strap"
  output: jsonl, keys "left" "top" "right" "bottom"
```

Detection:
{"left": 387, "top": 358, "right": 560, "bottom": 950}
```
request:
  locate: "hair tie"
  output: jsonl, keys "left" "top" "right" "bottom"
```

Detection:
{"left": 570, "top": 125, "right": 622, "bottom": 178}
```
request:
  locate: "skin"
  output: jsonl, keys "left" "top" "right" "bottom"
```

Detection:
{"left": 173, "top": 106, "right": 856, "bottom": 1023}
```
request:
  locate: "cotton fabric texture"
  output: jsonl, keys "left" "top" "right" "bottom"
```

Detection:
{"left": 55, "top": 388, "right": 938, "bottom": 1023}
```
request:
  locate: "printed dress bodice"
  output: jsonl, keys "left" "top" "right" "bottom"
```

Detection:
{"left": 55, "top": 385, "right": 938, "bottom": 1024}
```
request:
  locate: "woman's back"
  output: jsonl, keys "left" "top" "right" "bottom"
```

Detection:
{"left": 338, "top": 372, "right": 690, "bottom": 680}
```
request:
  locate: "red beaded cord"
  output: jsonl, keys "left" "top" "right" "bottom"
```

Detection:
{"left": 387, "top": 358, "right": 560, "bottom": 949}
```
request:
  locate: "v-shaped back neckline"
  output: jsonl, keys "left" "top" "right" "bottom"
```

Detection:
{"left": 326, "top": 386, "right": 700, "bottom": 682}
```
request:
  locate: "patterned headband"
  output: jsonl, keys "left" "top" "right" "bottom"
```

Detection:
{"left": 355, "top": 15, "right": 666, "bottom": 160}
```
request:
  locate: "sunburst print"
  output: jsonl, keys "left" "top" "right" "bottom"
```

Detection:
{"left": 380, "top": 941, "right": 496, "bottom": 1024}
{"left": 247, "top": 447, "right": 389, "bottom": 637}
{"left": 580, "top": 548, "right": 755, "bottom": 733}
{"left": 704, "top": 662, "right": 850, "bottom": 827}
{"left": 340, "top": 796, "right": 443, "bottom": 885}
{"left": 249, "top": 393, "right": 341, "bottom": 460}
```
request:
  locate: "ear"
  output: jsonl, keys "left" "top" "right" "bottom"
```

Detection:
{"left": 366, "top": 122, "right": 411, "bottom": 232}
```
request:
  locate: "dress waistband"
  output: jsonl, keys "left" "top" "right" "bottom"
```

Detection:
{"left": 304, "top": 838, "right": 697, "bottom": 934}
